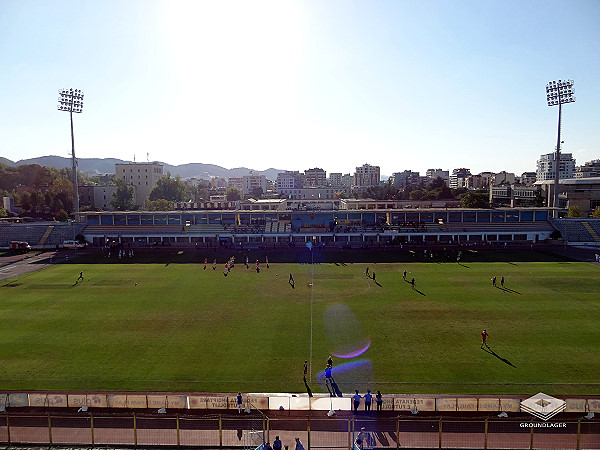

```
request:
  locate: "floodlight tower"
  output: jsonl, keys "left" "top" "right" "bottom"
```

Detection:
{"left": 57, "top": 88, "right": 84, "bottom": 219}
{"left": 546, "top": 80, "right": 575, "bottom": 216}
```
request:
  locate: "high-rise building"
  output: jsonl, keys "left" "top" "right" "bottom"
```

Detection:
{"left": 536, "top": 153, "right": 575, "bottom": 181}
{"left": 304, "top": 168, "right": 327, "bottom": 187}
{"left": 353, "top": 164, "right": 380, "bottom": 188}
{"left": 115, "top": 162, "right": 163, "bottom": 207}
{"left": 449, "top": 168, "right": 471, "bottom": 189}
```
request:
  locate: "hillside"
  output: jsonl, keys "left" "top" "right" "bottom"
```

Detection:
{"left": 5, "top": 156, "right": 282, "bottom": 181}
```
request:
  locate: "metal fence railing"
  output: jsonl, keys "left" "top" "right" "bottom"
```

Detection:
{"left": 1, "top": 412, "right": 598, "bottom": 449}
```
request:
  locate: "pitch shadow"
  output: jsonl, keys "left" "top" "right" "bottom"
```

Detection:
{"left": 304, "top": 379, "right": 313, "bottom": 397}
{"left": 482, "top": 345, "right": 516, "bottom": 368}
{"left": 499, "top": 287, "right": 521, "bottom": 295}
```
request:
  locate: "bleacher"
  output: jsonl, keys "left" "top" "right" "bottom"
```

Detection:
{"left": 0, "top": 222, "right": 85, "bottom": 248}
{"left": 264, "top": 222, "right": 291, "bottom": 233}
{"left": 84, "top": 225, "right": 183, "bottom": 236}
{"left": 551, "top": 219, "right": 600, "bottom": 243}
{"left": 444, "top": 221, "right": 553, "bottom": 233}
{"left": 184, "top": 224, "right": 227, "bottom": 233}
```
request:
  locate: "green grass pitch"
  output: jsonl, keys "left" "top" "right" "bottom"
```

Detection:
{"left": 1, "top": 250, "right": 599, "bottom": 395}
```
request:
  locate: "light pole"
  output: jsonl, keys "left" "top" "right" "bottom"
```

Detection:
{"left": 546, "top": 80, "right": 575, "bottom": 216}
{"left": 57, "top": 88, "right": 84, "bottom": 219}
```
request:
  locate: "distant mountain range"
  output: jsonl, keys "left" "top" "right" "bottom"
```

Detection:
{"left": 1, "top": 155, "right": 283, "bottom": 181}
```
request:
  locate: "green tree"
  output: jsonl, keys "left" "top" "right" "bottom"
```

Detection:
{"left": 143, "top": 198, "right": 173, "bottom": 211}
{"left": 30, "top": 190, "right": 45, "bottom": 213}
{"left": 226, "top": 187, "right": 241, "bottom": 201}
{"left": 460, "top": 191, "right": 489, "bottom": 208}
{"left": 591, "top": 206, "right": 600, "bottom": 218}
{"left": 0, "top": 207, "right": 7, "bottom": 218}
{"left": 48, "top": 177, "right": 74, "bottom": 214}
{"left": 18, "top": 191, "right": 32, "bottom": 213}
{"left": 56, "top": 209, "right": 69, "bottom": 222}
{"left": 110, "top": 178, "right": 135, "bottom": 211}
{"left": 149, "top": 172, "right": 187, "bottom": 202}
{"left": 567, "top": 205, "right": 582, "bottom": 218}
{"left": 249, "top": 186, "right": 264, "bottom": 198}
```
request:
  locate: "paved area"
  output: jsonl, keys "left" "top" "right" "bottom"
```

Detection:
{"left": 0, "top": 251, "right": 57, "bottom": 282}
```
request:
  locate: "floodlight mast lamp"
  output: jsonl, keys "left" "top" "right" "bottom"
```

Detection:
{"left": 546, "top": 80, "right": 575, "bottom": 217}
{"left": 57, "top": 88, "right": 84, "bottom": 219}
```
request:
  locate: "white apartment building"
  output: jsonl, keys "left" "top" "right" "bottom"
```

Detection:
{"left": 276, "top": 171, "right": 305, "bottom": 192}
{"left": 425, "top": 169, "right": 449, "bottom": 185}
{"left": 449, "top": 168, "right": 471, "bottom": 189}
{"left": 536, "top": 153, "right": 575, "bottom": 181}
{"left": 115, "top": 162, "right": 163, "bottom": 207}
{"left": 279, "top": 187, "right": 337, "bottom": 200}
{"left": 242, "top": 172, "right": 267, "bottom": 196}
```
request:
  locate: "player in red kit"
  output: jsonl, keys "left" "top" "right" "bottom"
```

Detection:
{"left": 481, "top": 329, "right": 488, "bottom": 349}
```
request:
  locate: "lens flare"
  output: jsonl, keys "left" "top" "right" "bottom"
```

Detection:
{"left": 332, "top": 339, "right": 371, "bottom": 359}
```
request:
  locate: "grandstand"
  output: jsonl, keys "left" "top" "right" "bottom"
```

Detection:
{"left": 8, "top": 209, "right": 600, "bottom": 250}
{"left": 71, "top": 208, "right": 557, "bottom": 249}
{"left": 551, "top": 218, "right": 600, "bottom": 244}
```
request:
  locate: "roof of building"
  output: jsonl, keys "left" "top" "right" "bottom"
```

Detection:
{"left": 535, "top": 177, "right": 600, "bottom": 185}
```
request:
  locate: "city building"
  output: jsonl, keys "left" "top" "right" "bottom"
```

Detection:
{"left": 425, "top": 169, "right": 449, "bottom": 185}
{"left": 466, "top": 174, "right": 486, "bottom": 190}
{"left": 278, "top": 186, "right": 337, "bottom": 201}
{"left": 353, "top": 164, "right": 380, "bottom": 188}
{"left": 276, "top": 171, "right": 305, "bottom": 193}
{"left": 518, "top": 172, "right": 537, "bottom": 186}
{"left": 391, "top": 170, "right": 421, "bottom": 189}
{"left": 208, "top": 177, "right": 227, "bottom": 188}
{"left": 574, "top": 160, "right": 600, "bottom": 179}
{"left": 329, "top": 173, "right": 342, "bottom": 187}
{"left": 449, "top": 168, "right": 471, "bottom": 189}
{"left": 536, "top": 153, "right": 575, "bottom": 181}
{"left": 492, "top": 171, "right": 516, "bottom": 185}
{"left": 78, "top": 185, "right": 118, "bottom": 211}
{"left": 227, "top": 177, "right": 244, "bottom": 192}
{"left": 115, "top": 162, "right": 163, "bottom": 207}
{"left": 341, "top": 174, "right": 354, "bottom": 189}
{"left": 537, "top": 178, "right": 600, "bottom": 216}
{"left": 304, "top": 168, "right": 327, "bottom": 187}
{"left": 242, "top": 172, "right": 267, "bottom": 197}
{"left": 2, "top": 196, "right": 17, "bottom": 215}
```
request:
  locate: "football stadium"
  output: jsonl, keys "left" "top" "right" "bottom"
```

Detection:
{"left": 1, "top": 207, "right": 599, "bottom": 449}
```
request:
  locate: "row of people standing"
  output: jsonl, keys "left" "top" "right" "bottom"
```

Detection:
{"left": 353, "top": 389, "right": 383, "bottom": 413}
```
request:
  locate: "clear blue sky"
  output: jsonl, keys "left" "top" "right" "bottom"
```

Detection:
{"left": 1, "top": 0, "right": 598, "bottom": 177}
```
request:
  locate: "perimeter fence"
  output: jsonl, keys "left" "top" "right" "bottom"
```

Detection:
{"left": 1, "top": 412, "right": 598, "bottom": 449}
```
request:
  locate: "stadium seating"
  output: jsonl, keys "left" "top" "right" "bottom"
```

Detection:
{"left": 551, "top": 219, "right": 600, "bottom": 243}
